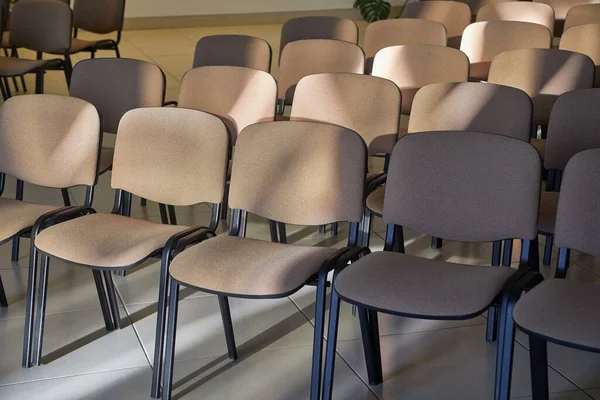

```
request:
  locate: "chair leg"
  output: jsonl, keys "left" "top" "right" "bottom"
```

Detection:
{"left": 35, "top": 68, "right": 44, "bottom": 94}
{"left": 162, "top": 280, "right": 180, "bottom": 400}
{"left": 486, "top": 305, "right": 499, "bottom": 342}
{"left": 331, "top": 223, "right": 338, "bottom": 236}
{"left": 322, "top": 274, "right": 342, "bottom": 400}
{"left": 63, "top": 55, "right": 73, "bottom": 88}
{"left": 167, "top": 205, "right": 177, "bottom": 226}
{"left": 11, "top": 236, "right": 20, "bottom": 261}
{"left": 0, "top": 272, "right": 7, "bottom": 307}
{"left": 141, "top": 198, "right": 147, "bottom": 207}
{"left": 61, "top": 188, "right": 71, "bottom": 206}
{"left": 358, "top": 307, "right": 383, "bottom": 385}
{"left": 103, "top": 270, "right": 121, "bottom": 329}
{"left": 22, "top": 242, "right": 40, "bottom": 367}
{"left": 33, "top": 255, "right": 51, "bottom": 366}
{"left": 0, "top": 78, "right": 7, "bottom": 100}
{"left": 529, "top": 335, "right": 549, "bottom": 400}
{"left": 494, "top": 291, "right": 518, "bottom": 400}
{"left": 115, "top": 45, "right": 121, "bottom": 58}
{"left": 431, "top": 237, "right": 443, "bottom": 249}
{"left": 309, "top": 271, "right": 328, "bottom": 400}
{"left": 319, "top": 225, "right": 327, "bottom": 234}
{"left": 20, "top": 75, "right": 27, "bottom": 93}
{"left": 268, "top": 220, "right": 279, "bottom": 242}
{"left": 221, "top": 181, "right": 229, "bottom": 222}
{"left": 218, "top": 295, "right": 238, "bottom": 360}
{"left": 93, "top": 270, "right": 115, "bottom": 331}
{"left": 277, "top": 222, "right": 287, "bottom": 244}
{"left": 159, "top": 204, "right": 169, "bottom": 224}
{"left": 543, "top": 235, "right": 553, "bottom": 266}
{"left": 361, "top": 209, "right": 372, "bottom": 248}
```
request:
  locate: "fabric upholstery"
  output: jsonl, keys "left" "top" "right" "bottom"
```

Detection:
{"left": 460, "top": 21, "right": 552, "bottom": 81}
{"left": 0, "top": 95, "right": 101, "bottom": 188}
{"left": 372, "top": 45, "right": 469, "bottom": 115}
{"left": 564, "top": 4, "right": 600, "bottom": 31}
{"left": 554, "top": 149, "right": 600, "bottom": 257}
{"left": 476, "top": 2, "right": 555, "bottom": 33}
{"left": 534, "top": 0, "right": 600, "bottom": 36}
{"left": 366, "top": 186, "right": 385, "bottom": 217}
{"left": 230, "top": 121, "right": 366, "bottom": 226}
{"left": 400, "top": 1, "right": 471, "bottom": 48}
{"left": 488, "top": 49, "right": 595, "bottom": 125}
{"left": 384, "top": 131, "right": 541, "bottom": 242}
{"left": 290, "top": 73, "right": 400, "bottom": 155}
{"left": 73, "top": 0, "right": 125, "bottom": 34}
{"left": 70, "top": 58, "right": 166, "bottom": 134}
{"left": 35, "top": 213, "right": 187, "bottom": 268}
{"left": 178, "top": 66, "right": 277, "bottom": 145}
{"left": 0, "top": 57, "right": 52, "bottom": 76}
{"left": 456, "top": 0, "right": 512, "bottom": 15}
{"left": 193, "top": 34, "right": 272, "bottom": 72}
{"left": 278, "top": 39, "right": 364, "bottom": 105}
{"left": 279, "top": 16, "right": 358, "bottom": 51}
{"left": 336, "top": 251, "right": 515, "bottom": 318}
{"left": 0, "top": 198, "right": 57, "bottom": 244}
{"left": 10, "top": 0, "right": 72, "bottom": 53}
{"left": 170, "top": 235, "right": 338, "bottom": 297}
{"left": 514, "top": 279, "right": 600, "bottom": 351}
{"left": 560, "top": 24, "right": 600, "bottom": 87}
{"left": 538, "top": 191, "right": 558, "bottom": 235}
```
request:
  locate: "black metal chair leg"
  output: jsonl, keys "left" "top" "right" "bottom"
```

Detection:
{"left": 277, "top": 222, "right": 287, "bottom": 244}
{"left": 486, "top": 306, "right": 499, "bottom": 342}
{"left": 494, "top": 291, "right": 518, "bottom": 400}
{"left": 11, "top": 76, "right": 18, "bottom": 93}
{"left": 162, "top": 280, "right": 180, "bottom": 400}
{"left": 322, "top": 273, "right": 342, "bottom": 400}
{"left": 33, "top": 255, "right": 51, "bottom": 365}
{"left": 431, "top": 237, "right": 443, "bottom": 249}
{"left": 11, "top": 236, "right": 20, "bottom": 261}
{"left": 268, "top": 220, "right": 279, "bottom": 242}
{"left": 35, "top": 67, "right": 44, "bottom": 94}
{"left": 3, "top": 77, "right": 12, "bottom": 97}
{"left": 543, "top": 235, "right": 553, "bottom": 266}
{"left": 22, "top": 241, "right": 40, "bottom": 367}
{"left": 103, "top": 270, "right": 121, "bottom": 329}
{"left": 93, "top": 270, "right": 114, "bottom": 331}
{"left": 0, "top": 273, "right": 7, "bottom": 307}
{"left": 309, "top": 271, "right": 328, "bottom": 400}
{"left": 331, "top": 223, "right": 338, "bottom": 236}
{"left": 159, "top": 204, "right": 169, "bottom": 224}
{"left": 167, "top": 205, "right": 177, "bottom": 226}
{"left": 221, "top": 181, "right": 229, "bottom": 222}
{"left": 358, "top": 307, "right": 383, "bottom": 385}
{"left": 141, "top": 198, "right": 147, "bottom": 206}
{"left": 115, "top": 45, "right": 121, "bottom": 58}
{"left": 61, "top": 188, "right": 71, "bottom": 206}
{"left": 319, "top": 225, "right": 327, "bottom": 234}
{"left": 20, "top": 75, "right": 27, "bottom": 93}
{"left": 0, "top": 78, "right": 8, "bottom": 100}
{"left": 529, "top": 335, "right": 549, "bottom": 400}
{"left": 217, "top": 295, "right": 238, "bottom": 360}
{"left": 361, "top": 210, "right": 372, "bottom": 248}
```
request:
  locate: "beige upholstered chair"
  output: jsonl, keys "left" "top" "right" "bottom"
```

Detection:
{"left": 560, "top": 24, "right": 600, "bottom": 87}
{"left": 564, "top": 3, "right": 600, "bottom": 30}
{"left": 534, "top": 0, "right": 600, "bottom": 36}
{"left": 456, "top": 0, "right": 513, "bottom": 17}
{"left": 476, "top": 2, "right": 555, "bottom": 33}
{"left": 460, "top": 21, "right": 552, "bottom": 81}
{"left": 279, "top": 16, "right": 358, "bottom": 52}
{"left": 401, "top": 1, "right": 471, "bottom": 48}
{"left": 363, "top": 19, "right": 447, "bottom": 73}
{"left": 192, "top": 34, "right": 272, "bottom": 72}
{"left": 161, "top": 121, "right": 368, "bottom": 400}
{"left": 322, "top": 130, "right": 543, "bottom": 400}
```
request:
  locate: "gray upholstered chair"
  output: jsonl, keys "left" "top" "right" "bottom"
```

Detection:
{"left": 560, "top": 24, "right": 600, "bottom": 87}
{"left": 192, "top": 34, "right": 272, "bottom": 72}
{"left": 160, "top": 121, "right": 368, "bottom": 400}
{"left": 279, "top": 16, "right": 358, "bottom": 54}
{"left": 321, "top": 130, "right": 543, "bottom": 400}
{"left": 68, "top": 0, "right": 125, "bottom": 58}
{"left": 513, "top": 148, "right": 600, "bottom": 400}
{"left": 476, "top": 2, "right": 555, "bottom": 33}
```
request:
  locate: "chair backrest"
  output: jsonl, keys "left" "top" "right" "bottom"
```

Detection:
{"left": 372, "top": 44, "right": 469, "bottom": 115}
{"left": 0, "top": 95, "right": 101, "bottom": 189}
{"left": 545, "top": 89, "right": 600, "bottom": 171}
{"left": 564, "top": 4, "right": 600, "bottom": 31}
{"left": 280, "top": 16, "right": 358, "bottom": 52}
{"left": 401, "top": 1, "right": 471, "bottom": 48}
{"left": 111, "top": 108, "right": 229, "bottom": 207}
{"left": 534, "top": 0, "right": 600, "bottom": 35}
{"left": 229, "top": 121, "right": 366, "bottom": 226}
{"left": 476, "top": 2, "right": 555, "bottom": 33}
{"left": 70, "top": 58, "right": 166, "bottom": 134}
{"left": 460, "top": 21, "right": 552, "bottom": 81}
{"left": 560, "top": 24, "right": 600, "bottom": 87}
{"left": 193, "top": 34, "right": 272, "bottom": 73}
{"left": 290, "top": 73, "right": 401, "bottom": 155}
{"left": 178, "top": 66, "right": 277, "bottom": 145}
{"left": 554, "top": 149, "right": 600, "bottom": 257}
{"left": 73, "top": 0, "right": 125, "bottom": 34}
{"left": 383, "top": 130, "right": 541, "bottom": 242}
{"left": 364, "top": 19, "right": 447, "bottom": 73}
{"left": 488, "top": 48, "right": 595, "bottom": 126}
{"left": 278, "top": 39, "right": 364, "bottom": 105}
{"left": 408, "top": 82, "right": 532, "bottom": 141}
{"left": 456, "top": 0, "right": 513, "bottom": 16}
{"left": 10, "top": 0, "right": 72, "bottom": 53}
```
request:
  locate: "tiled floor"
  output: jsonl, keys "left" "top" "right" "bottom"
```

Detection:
{"left": 1, "top": 24, "right": 600, "bottom": 400}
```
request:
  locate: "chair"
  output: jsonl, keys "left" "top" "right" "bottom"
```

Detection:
{"left": 27, "top": 108, "right": 230, "bottom": 395}
{"left": 456, "top": 0, "right": 513, "bottom": 17}
{"left": 321, "top": 130, "right": 543, "bottom": 400}
{"left": 279, "top": 16, "right": 358, "bottom": 52}
{"left": 160, "top": 120, "right": 368, "bottom": 400}
{"left": 400, "top": 1, "right": 472, "bottom": 48}
{"left": 560, "top": 24, "right": 600, "bottom": 87}
{"left": 371, "top": 44, "right": 469, "bottom": 116}
{"left": 534, "top": 0, "right": 600, "bottom": 36}
{"left": 277, "top": 39, "right": 364, "bottom": 113}
{"left": 460, "top": 21, "right": 552, "bottom": 81}
{"left": 476, "top": 2, "right": 555, "bottom": 33}
{"left": 564, "top": 3, "right": 600, "bottom": 31}
{"left": 513, "top": 148, "right": 600, "bottom": 400}
{"left": 363, "top": 19, "right": 447, "bottom": 73}
{"left": 488, "top": 48, "right": 595, "bottom": 129}
{"left": 192, "top": 34, "right": 272, "bottom": 72}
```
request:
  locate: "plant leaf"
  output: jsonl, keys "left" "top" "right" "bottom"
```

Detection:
{"left": 355, "top": 0, "right": 391, "bottom": 22}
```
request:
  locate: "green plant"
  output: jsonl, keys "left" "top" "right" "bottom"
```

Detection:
{"left": 353, "top": 0, "right": 391, "bottom": 22}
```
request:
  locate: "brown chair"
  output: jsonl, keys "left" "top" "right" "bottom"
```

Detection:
{"left": 513, "top": 148, "right": 600, "bottom": 400}
{"left": 321, "top": 130, "right": 543, "bottom": 400}
{"left": 534, "top": 0, "right": 600, "bottom": 36}
{"left": 192, "top": 34, "right": 272, "bottom": 72}
{"left": 400, "top": 1, "right": 472, "bottom": 48}
{"left": 560, "top": 23, "right": 600, "bottom": 87}
{"left": 27, "top": 108, "right": 230, "bottom": 400}
{"left": 363, "top": 19, "right": 447, "bottom": 73}
{"left": 488, "top": 48, "right": 595, "bottom": 129}
{"left": 160, "top": 121, "right": 368, "bottom": 400}
{"left": 277, "top": 39, "right": 364, "bottom": 112}
{"left": 0, "top": 94, "right": 102, "bottom": 364}
{"left": 371, "top": 44, "right": 469, "bottom": 116}
{"left": 456, "top": 0, "right": 513, "bottom": 17}
{"left": 564, "top": 3, "right": 600, "bottom": 30}
{"left": 279, "top": 16, "right": 358, "bottom": 53}
{"left": 476, "top": 2, "right": 556, "bottom": 33}
{"left": 460, "top": 21, "right": 552, "bottom": 81}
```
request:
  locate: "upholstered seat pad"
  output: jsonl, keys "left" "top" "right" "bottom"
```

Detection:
{"left": 514, "top": 279, "right": 600, "bottom": 351}
{"left": 366, "top": 186, "right": 385, "bottom": 217}
{"left": 48, "top": 38, "right": 109, "bottom": 55}
{"left": 169, "top": 235, "right": 338, "bottom": 297}
{"left": 335, "top": 251, "right": 515, "bottom": 319}
{"left": 35, "top": 213, "right": 188, "bottom": 268}
{"left": 0, "top": 57, "right": 52, "bottom": 77}
{"left": 538, "top": 191, "right": 558, "bottom": 235}
{"left": 0, "top": 198, "right": 58, "bottom": 243}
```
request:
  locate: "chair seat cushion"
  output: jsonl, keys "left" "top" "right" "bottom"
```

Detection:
{"left": 538, "top": 191, "right": 558, "bottom": 235}
{"left": 335, "top": 251, "right": 516, "bottom": 319}
{"left": 0, "top": 57, "right": 53, "bottom": 77}
{"left": 35, "top": 213, "right": 188, "bottom": 268}
{"left": 366, "top": 186, "right": 385, "bottom": 217}
{"left": 169, "top": 235, "right": 338, "bottom": 297}
{"left": 0, "top": 198, "right": 58, "bottom": 244}
{"left": 514, "top": 279, "right": 600, "bottom": 352}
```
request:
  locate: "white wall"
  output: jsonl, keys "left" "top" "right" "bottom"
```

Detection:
{"left": 124, "top": 0, "right": 406, "bottom": 18}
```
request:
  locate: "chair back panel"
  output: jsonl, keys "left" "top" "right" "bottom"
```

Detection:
{"left": 476, "top": 2, "right": 555, "bottom": 33}
{"left": 560, "top": 24, "right": 600, "bottom": 87}
{"left": 564, "top": 4, "right": 600, "bottom": 31}
{"left": 401, "top": 1, "right": 471, "bottom": 48}
{"left": 280, "top": 16, "right": 358, "bottom": 51}
{"left": 193, "top": 34, "right": 272, "bottom": 73}
{"left": 10, "top": 0, "right": 72, "bottom": 53}
{"left": 534, "top": 0, "right": 600, "bottom": 35}
{"left": 73, "top": 0, "right": 125, "bottom": 34}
